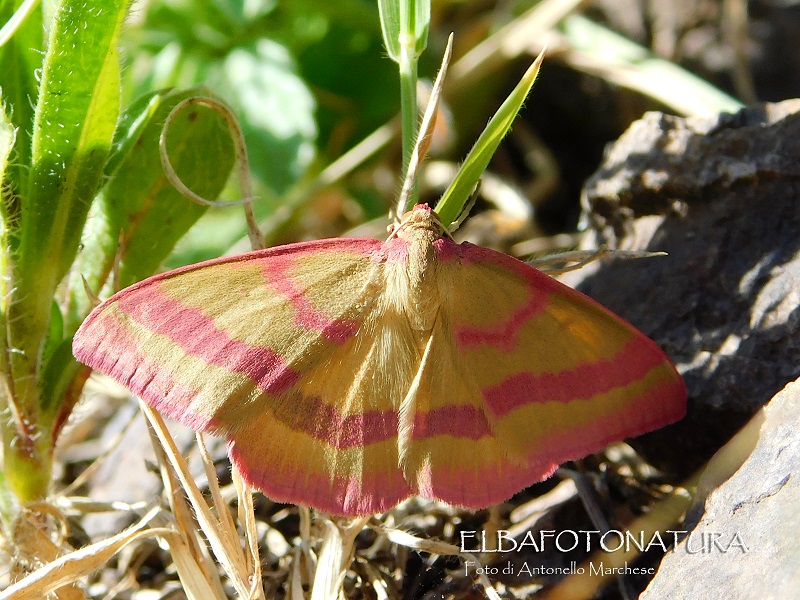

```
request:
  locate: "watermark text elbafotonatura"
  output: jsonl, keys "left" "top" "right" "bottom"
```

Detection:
{"left": 460, "top": 529, "right": 749, "bottom": 555}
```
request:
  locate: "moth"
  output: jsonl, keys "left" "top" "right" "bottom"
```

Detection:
{"left": 73, "top": 204, "right": 685, "bottom": 515}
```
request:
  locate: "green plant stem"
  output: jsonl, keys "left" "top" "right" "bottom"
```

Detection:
{"left": 399, "top": 44, "right": 418, "bottom": 211}
{"left": 0, "top": 0, "right": 126, "bottom": 515}
{"left": 0, "top": 419, "right": 50, "bottom": 504}
{"left": 379, "top": 0, "right": 428, "bottom": 213}
{"left": 1, "top": 287, "right": 51, "bottom": 506}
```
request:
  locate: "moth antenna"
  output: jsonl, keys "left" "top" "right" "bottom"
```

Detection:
{"left": 448, "top": 180, "right": 481, "bottom": 232}
{"left": 395, "top": 34, "right": 454, "bottom": 224}
{"left": 432, "top": 208, "right": 456, "bottom": 241}
{"left": 160, "top": 96, "right": 265, "bottom": 250}
{"left": 529, "top": 248, "right": 668, "bottom": 274}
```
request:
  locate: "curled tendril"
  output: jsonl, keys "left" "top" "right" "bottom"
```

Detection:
{"left": 159, "top": 96, "right": 265, "bottom": 250}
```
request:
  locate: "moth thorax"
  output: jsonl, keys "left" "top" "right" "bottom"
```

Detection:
{"left": 404, "top": 236, "right": 439, "bottom": 332}
{"left": 393, "top": 206, "right": 444, "bottom": 331}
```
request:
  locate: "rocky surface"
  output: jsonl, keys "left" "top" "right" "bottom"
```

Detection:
{"left": 563, "top": 99, "right": 800, "bottom": 476}
{"left": 641, "top": 378, "right": 800, "bottom": 599}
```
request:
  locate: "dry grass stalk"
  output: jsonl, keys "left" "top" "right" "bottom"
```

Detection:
{"left": 140, "top": 402, "right": 265, "bottom": 599}
{"left": 0, "top": 507, "right": 165, "bottom": 599}
{"left": 311, "top": 515, "right": 370, "bottom": 600}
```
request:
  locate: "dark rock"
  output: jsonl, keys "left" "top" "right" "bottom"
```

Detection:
{"left": 562, "top": 99, "right": 800, "bottom": 475}
{"left": 583, "top": 99, "right": 800, "bottom": 232}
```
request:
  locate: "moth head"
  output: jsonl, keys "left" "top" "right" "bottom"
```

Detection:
{"left": 390, "top": 204, "right": 446, "bottom": 241}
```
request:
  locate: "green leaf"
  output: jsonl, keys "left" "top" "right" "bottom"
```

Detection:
{"left": 378, "top": 0, "right": 401, "bottom": 61}
{"left": 409, "top": 0, "right": 430, "bottom": 58}
{"left": 0, "top": 0, "right": 127, "bottom": 505}
{"left": 104, "top": 90, "right": 166, "bottom": 177}
{"left": 5, "top": 0, "right": 127, "bottom": 423}
{"left": 39, "top": 338, "right": 81, "bottom": 418}
{"left": 224, "top": 39, "right": 317, "bottom": 195}
{"left": 112, "top": 90, "right": 237, "bottom": 288}
{"left": 0, "top": 103, "right": 13, "bottom": 382}
{"left": 379, "top": 0, "right": 429, "bottom": 62}
{"left": 23, "top": 0, "right": 126, "bottom": 282}
{"left": 435, "top": 51, "right": 544, "bottom": 227}
{"left": 65, "top": 87, "right": 236, "bottom": 333}
{"left": 0, "top": 0, "right": 43, "bottom": 198}
{"left": 39, "top": 299, "right": 66, "bottom": 416}
{"left": 62, "top": 90, "right": 169, "bottom": 329}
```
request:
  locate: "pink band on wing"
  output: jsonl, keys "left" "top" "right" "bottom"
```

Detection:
{"left": 261, "top": 255, "right": 359, "bottom": 343}
{"left": 454, "top": 290, "right": 550, "bottom": 351}
{"left": 411, "top": 404, "right": 491, "bottom": 440}
{"left": 528, "top": 378, "right": 687, "bottom": 461}
{"left": 440, "top": 243, "right": 551, "bottom": 350}
{"left": 280, "top": 395, "right": 398, "bottom": 449}
{"left": 483, "top": 336, "right": 676, "bottom": 417}
{"left": 74, "top": 311, "right": 218, "bottom": 432}
{"left": 116, "top": 286, "right": 300, "bottom": 396}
